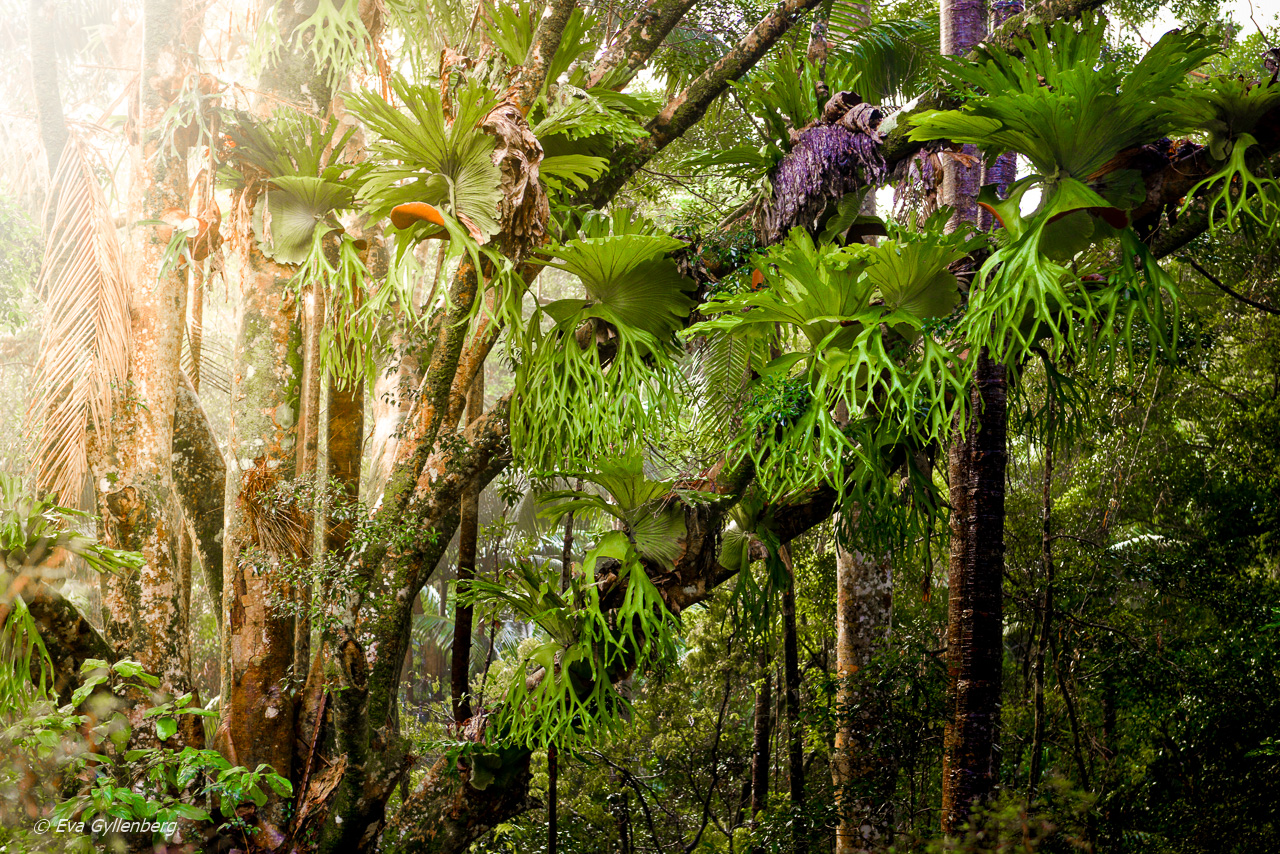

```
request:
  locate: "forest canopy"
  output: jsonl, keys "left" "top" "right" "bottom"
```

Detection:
{"left": 1, "top": 0, "right": 1279, "bottom": 852}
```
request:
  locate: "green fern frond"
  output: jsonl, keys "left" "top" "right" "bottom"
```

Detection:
{"left": 512, "top": 224, "right": 696, "bottom": 470}
{"left": 349, "top": 76, "right": 503, "bottom": 242}
{"left": 826, "top": 15, "right": 940, "bottom": 104}
{"left": 909, "top": 15, "right": 1216, "bottom": 186}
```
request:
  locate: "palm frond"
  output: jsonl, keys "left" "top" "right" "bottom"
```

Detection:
{"left": 827, "top": 15, "right": 939, "bottom": 104}
{"left": 24, "top": 136, "right": 130, "bottom": 504}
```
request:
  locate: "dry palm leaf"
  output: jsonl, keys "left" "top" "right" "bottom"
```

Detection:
{"left": 25, "top": 135, "right": 130, "bottom": 503}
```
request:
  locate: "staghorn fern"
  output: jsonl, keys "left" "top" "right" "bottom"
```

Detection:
{"left": 462, "top": 529, "right": 678, "bottom": 750}
{"left": 511, "top": 212, "right": 696, "bottom": 471}
{"left": 909, "top": 15, "right": 1216, "bottom": 188}
{"left": 909, "top": 16, "right": 1205, "bottom": 376}
{"left": 1176, "top": 76, "right": 1280, "bottom": 231}
{"left": 349, "top": 76, "right": 503, "bottom": 243}
{"left": 222, "top": 109, "right": 406, "bottom": 388}
{"left": 687, "top": 219, "right": 980, "bottom": 499}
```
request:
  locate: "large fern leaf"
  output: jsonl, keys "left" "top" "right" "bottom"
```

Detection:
{"left": 350, "top": 77, "right": 504, "bottom": 242}
{"left": 909, "top": 16, "right": 1216, "bottom": 185}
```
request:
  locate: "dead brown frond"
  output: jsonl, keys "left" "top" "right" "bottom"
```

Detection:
{"left": 24, "top": 134, "right": 130, "bottom": 504}
{"left": 239, "top": 462, "right": 312, "bottom": 560}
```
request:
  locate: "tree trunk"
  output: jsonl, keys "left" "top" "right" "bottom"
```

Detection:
{"left": 218, "top": 17, "right": 331, "bottom": 782}
{"left": 939, "top": 0, "right": 1011, "bottom": 834}
{"left": 220, "top": 234, "right": 302, "bottom": 778}
{"left": 749, "top": 647, "right": 773, "bottom": 830}
{"left": 366, "top": 332, "right": 423, "bottom": 504}
{"left": 451, "top": 371, "right": 483, "bottom": 724}
{"left": 941, "top": 351, "right": 1008, "bottom": 833}
{"left": 172, "top": 372, "right": 225, "bottom": 625}
{"left": 939, "top": 0, "right": 986, "bottom": 231}
{"left": 294, "top": 283, "right": 325, "bottom": 678}
{"left": 93, "top": 0, "right": 199, "bottom": 748}
{"left": 27, "top": 0, "right": 66, "bottom": 177}
{"left": 980, "top": 0, "right": 1023, "bottom": 229}
{"left": 831, "top": 541, "right": 893, "bottom": 853}
{"left": 779, "top": 547, "right": 805, "bottom": 826}
{"left": 326, "top": 370, "right": 365, "bottom": 555}
{"left": 1028, "top": 397, "right": 1053, "bottom": 798}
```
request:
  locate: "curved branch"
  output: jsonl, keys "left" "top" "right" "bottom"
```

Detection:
{"left": 584, "top": 0, "right": 826, "bottom": 206}
{"left": 1181, "top": 255, "right": 1280, "bottom": 314}
{"left": 585, "top": 0, "right": 700, "bottom": 90}
{"left": 510, "top": 0, "right": 579, "bottom": 111}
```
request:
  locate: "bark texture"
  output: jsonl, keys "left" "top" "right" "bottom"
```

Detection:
{"left": 831, "top": 543, "right": 893, "bottom": 853}
{"left": 749, "top": 649, "right": 773, "bottom": 824}
{"left": 27, "top": 0, "right": 67, "bottom": 176}
{"left": 941, "top": 352, "right": 1009, "bottom": 832}
{"left": 94, "top": 0, "right": 197, "bottom": 745}
{"left": 294, "top": 284, "right": 325, "bottom": 676}
{"left": 220, "top": 234, "right": 301, "bottom": 779}
{"left": 218, "top": 1, "right": 331, "bottom": 781}
{"left": 451, "top": 372, "right": 483, "bottom": 724}
{"left": 172, "top": 372, "right": 225, "bottom": 624}
{"left": 585, "top": 0, "right": 700, "bottom": 89}
{"left": 2, "top": 574, "right": 113, "bottom": 698}
{"left": 940, "top": 0, "right": 986, "bottom": 232}
{"left": 779, "top": 547, "right": 805, "bottom": 816}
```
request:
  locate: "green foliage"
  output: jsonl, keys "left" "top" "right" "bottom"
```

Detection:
{"left": 350, "top": 75, "right": 503, "bottom": 242}
{"left": 538, "top": 452, "right": 691, "bottom": 568}
{"left": 826, "top": 14, "right": 940, "bottom": 104}
{"left": 511, "top": 211, "right": 696, "bottom": 470}
{"left": 910, "top": 15, "right": 1216, "bottom": 184}
{"left": 688, "top": 221, "right": 979, "bottom": 499}
{"left": 463, "top": 528, "right": 678, "bottom": 750}
{"left": 1168, "top": 76, "right": 1280, "bottom": 232}
{"left": 257, "top": 0, "right": 371, "bottom": 87}
{"left": 0, "top": 192, "right": 37, "bottom": 331}
{"left": 222, "top": 108, "right": 409, "bottom": 387}
{"left": 533, "top": 87, "right": 656, "bottom": 144}
{"left": 0, "top": 598, "right": 52, "bottom": 712}
{"left": 222, "top": 108, "right": 364, "bottom": 264}
{"left": 0, "top": 472, "right": 144, "bottom": 575}
{"left": 681, "top": 43, "right": 857, "bottom": 187}
{"left": 488, "top": 0, "right": 597, "bottom": 91}
{"left": 0, "top": 649, "right": 289, "bottom": 851}
{"left": 906, "top": 18, "right": 1211, "bottom": 379}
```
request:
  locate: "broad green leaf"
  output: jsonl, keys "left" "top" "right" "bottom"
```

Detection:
{"left": 154, "top": 717, "right": 177, "bottom": 741}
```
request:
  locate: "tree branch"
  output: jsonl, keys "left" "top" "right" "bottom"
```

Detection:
{"left": 2, "top": 573, "right": 112, "bottom": 698}
{"left": 1180, "top": 255, "right": 1280, "bottom": 314}
{"left": 585, "top": 0, "right": 700, "bottom": 90}
{"left": 510, "top": 0, "right": 579, "bottom": 111}
{"left": 583, "top": 0, "right": 826, "bottom": 206}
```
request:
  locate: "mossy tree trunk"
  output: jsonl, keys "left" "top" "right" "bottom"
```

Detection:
{"left": 831, "top": 543, "right": 893, "bottom": 853}
{"left": 94, "top": 0, "right": 200, "bottom": 748}
{"left": 218, "top": 8, "right": 331, "bottom": 782}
